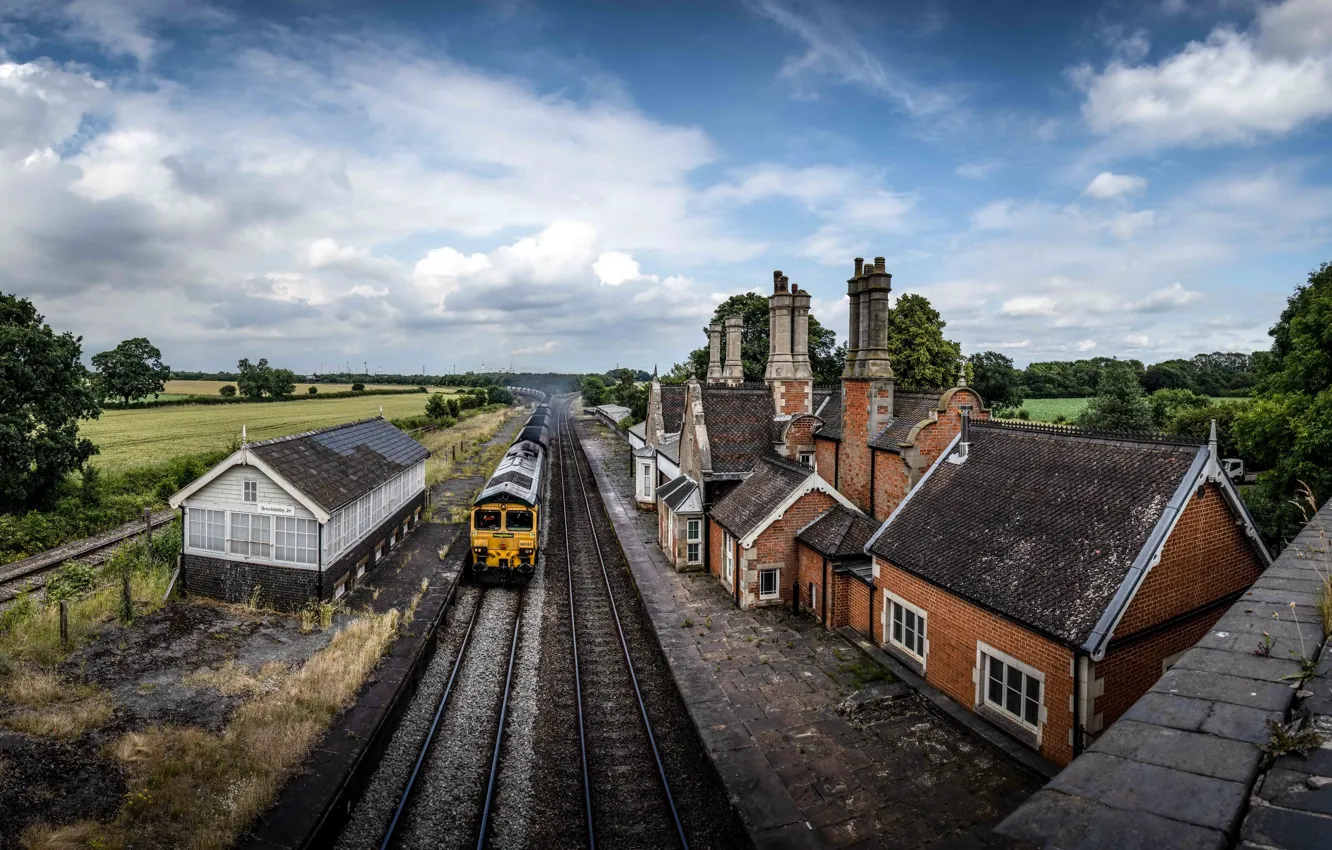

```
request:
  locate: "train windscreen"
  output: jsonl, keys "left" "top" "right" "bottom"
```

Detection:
{"left": 505, "top": 510, "right": 534, "bottom": 531}
{"left": 474, "top": 509, "right": 502, "bottom": 530}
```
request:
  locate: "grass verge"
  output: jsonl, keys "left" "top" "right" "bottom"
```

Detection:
{"left": 23, "top": 607, "right": 402, "bottom": 850}
{"left": 421, "top": 405, "right": 522, "bottom": 487}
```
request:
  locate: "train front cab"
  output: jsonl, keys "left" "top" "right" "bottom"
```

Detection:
{"left": 469, "top": 502, "right": 538, "bottom": 584}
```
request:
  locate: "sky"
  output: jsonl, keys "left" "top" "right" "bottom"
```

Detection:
{"left": 1, "top": 0, "right": 1330, "bottom": 375}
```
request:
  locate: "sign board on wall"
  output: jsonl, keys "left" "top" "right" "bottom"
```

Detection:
{"left": 258, "top": 503, "right": 296, "bottom": 516}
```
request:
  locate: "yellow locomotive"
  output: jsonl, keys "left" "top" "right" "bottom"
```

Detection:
{"left": 469, "top": 406, "right": 550, "bottom": 584}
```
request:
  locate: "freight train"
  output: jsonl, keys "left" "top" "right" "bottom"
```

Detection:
{"left": 468, "top": 401, "right": 551, "bottom": 584}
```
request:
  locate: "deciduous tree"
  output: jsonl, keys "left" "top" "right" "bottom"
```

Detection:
{"left": 91, "top": 337, "right": 171, "bottom": 404}
{"left": 0, "top": 293, "right": 101, "bottom": 511}
{"left": 1077, "top": 361, "right": 1154, "bottom": 432}
{"left": 967, "top": 351, "right": 1023, "bottom": 411}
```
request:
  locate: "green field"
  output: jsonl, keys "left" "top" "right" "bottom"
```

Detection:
{"left": 1016, "top": 396, "right": 1245, "bottom": 423}
{"left": 146, "top": 380, "right": 453, "bottom": 401}
{"left": 80, "top": 393, "right": 436, "bottom": 469}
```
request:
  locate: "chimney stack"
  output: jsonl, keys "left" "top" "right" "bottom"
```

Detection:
{"left": 707, "top": 322, "right": 723, "bottom": 384}
{"left": 722, "top": 315, "right": 745, "bottom": 385}
{"left": 764, "top": 270, "right": 794, "bottom": 382}
{"left": 860, "top": 257, "right": 893, "bottom": 378}
{"left": 765, "top": 270, "right": 813, "bottom": 416}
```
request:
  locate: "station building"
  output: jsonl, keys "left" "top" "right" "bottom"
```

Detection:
{"left": 169, "top": 417, "right": 429, "bottom": 610}
{"left": 625, "top": 253, "right": 1272, "bottom": 765}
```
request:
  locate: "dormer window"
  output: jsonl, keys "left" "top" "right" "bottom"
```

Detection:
{"left": 243, "top": 479, "right": 258, "bottom": 503}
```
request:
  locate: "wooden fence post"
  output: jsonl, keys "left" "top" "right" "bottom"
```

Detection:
{"left": 59, "top": 600, "right": 69, "bottom": 648}
{"left": 145, "top": 508, "right": 153, "bottom": 556}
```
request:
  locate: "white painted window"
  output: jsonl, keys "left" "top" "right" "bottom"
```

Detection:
{"left": 981, "top": 648, "right": 1043, "bottom": 730}
{"left": 229, "top": 512, "right": 272, "bottom": 559}
{"left": 274, "top": 516, "right": 318, "bottom": 565}
{"left": 357, "top": 561, "right": 367, "bottom": 579}
{"left": 759, "top": 567, "right": 779, "bottom": 600}
{"left": 638, "top": 462, "right": 654, "bottom": 500}
{"left": 243, "top": 479, "right": 258, "bottom": 503}
{"left": 375, "top": 542, "right": 384, "bottom": 563}
{"left": 798, "top": 451, "right": 814, "bottom": 468}
{"left": 889, "top": 598, "right": 927, "bottom": 661}
{"left": 686, "top": 519, "right": 701, "bottom": 565}
{"left": 724, "top": 532, "right": 735, "bottom": 584}
{"left": 334, "top": 577, "right": 347, "bottom": 599}
{"left": 188, "top": 509, "right": 225, "bottom": 553}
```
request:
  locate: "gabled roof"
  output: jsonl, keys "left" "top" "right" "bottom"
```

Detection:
{"left": 661, "top": 385, "right": 686, "bottom": 434}
{"left": 170, "top": 417, "right": 429, "bottom": 520}
{"left": 869, "top": 389, "right": 944, "bottom": 452}
{"left": 628, "top": 421, "right": 647, "bottom": 439}
{"left": 701, "top": 387, "right": 775, "bottom": 474}
{"left": 659, "top": 432, "right": 681, "bottom": 465}
{"left": 659, "top": 474, "right": 703, "bottom": 513}
{"left": 815, "top": 391, "right": 843, "bottom": 440}
{"left": 797, "top": 505, "right": 878, "bottom": 559}
{"left": 867, "top": 421, "right": 1235, "bottom": 650}
{"left": 712, "top": 454, "right": 860, "bottom": 546}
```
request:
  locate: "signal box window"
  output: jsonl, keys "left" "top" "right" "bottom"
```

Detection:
{"left": 474, "top": 510, "right": 502, "bottom": 530}
{"left": 506, "top": 510, "right": 534, "bottom": 531}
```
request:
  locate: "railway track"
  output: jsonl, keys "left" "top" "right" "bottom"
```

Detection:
{"left": 0, "top": 508, "right": 177, "bottom": 604}
{"left": 555, "top": 397, "right": 688, "bottom": 849}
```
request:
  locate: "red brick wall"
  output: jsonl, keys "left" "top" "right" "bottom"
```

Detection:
{"left": 872, "top": 449, "right": 910, "bottom": 521}
{"left": 912, "top": 388, "right": 988, "bottom": 469}
{"left": 1115, "top": 483, "right": 1265, "bottom": 636}
{"left": 832, "top": 571, "right": 852, "bottom": 628}
{"left": 839, "top": 382, "right": 871, "bottom": 511}
{"left": 747, "top": 490, "right": 836, "bottom": 606}
{"left": 1094, "top": 604, "right": 1224, "bottom": 734}
{"left": 815, "top": 437, "right": 838, "bottom": 489}
{"left": 874, "top": 557, "right": 1077, "bottom": 765}
{"left": 797, "top": 543, "right": 828, "bottom": 622}
{"left": 774, "top": 380, "right": 812, "bottom": 417}
{"left": 709, "top": 517, "right": 729, "bottom": 586}
{"left": 846, "top": 578, "right": 874, "bottom": 640}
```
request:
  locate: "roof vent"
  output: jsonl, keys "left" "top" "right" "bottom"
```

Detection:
{"left": 949, "top": 409, "right": 972, "bottom": 465}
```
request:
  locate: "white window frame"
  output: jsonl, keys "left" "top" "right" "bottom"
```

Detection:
{"left": 759, "top": 567, "right": 779, "bottom": 600}
{"left": 228, "top": 512, "right": 273, "bottom": 559}
{"left": 274, "top": 516, "right": 318, "bottom": 565}
{"left": 334, "top": 577, "right": 347, "bottom": 599}
{"left": 243, "top": 479, "right": 258, "bottom": 503}
{"left": 639, "top": 461, "right": 654, "bottom": 500}
{"left": 798, "top": 451, "right": 814, "bottom": 468}
{"left": 187, "top": 508, "right": 226, "bottom": 553}
{"left": 723, "top": 532, "right": 735, "bottom": 585}
{"left": 976, "top": 642, "right": 1046, "bottom": 736}
{"left": 883, "top": 590, "right": 928, "bottom": 667}
{"left": 686, "top": 518, "right": 701, "bottom": 565}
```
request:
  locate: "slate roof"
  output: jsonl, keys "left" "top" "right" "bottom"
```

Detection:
{"left": 249, "top": 417, "right": 430, "bottom": 513}
{"left": 797, "top": 505, "right": 879, "bottom": 559}
{"left": 869, "top": 390, "right": 945, "bottom": 452}
{"left": 701, "top": 387, "right": 776, "bottom": 474}
{"left": 815, "top": 391, "right": 843, "bottom": 440}
{"left": 661, "top": 385, "right": 686, "bottom": 434}
{"left": 868, "top": 422, "right": 1205, "bottom": 646}
{"left": 659, "top": 475, "right": 703, "bottom": 513}
{"left": 659, "top": 433, "right": 681, "bottom": 464}
{"left": 710, "top": 455, "right": 813, "bottom": 539}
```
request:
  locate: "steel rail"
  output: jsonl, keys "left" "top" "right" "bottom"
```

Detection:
{"left": 562, "top": 399, "right": 690, "bottom": 850}
{"left": 476, "top": 588, "right": 525, "bottom": 850}
{"left": 556, "top": 398, "right": 597, "bottom": 849}
{"left": 379, "top": 590, "right": 485, "bottom": 850}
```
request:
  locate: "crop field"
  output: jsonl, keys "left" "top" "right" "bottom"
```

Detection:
{"left": 1017, "top": 396, "right": 1245, "bottom": 423}
{"left": 80, "top": 394, "right": 436, "bottom": 469}
{"left": 157, "top": 380, "right": 454, "bottom": 399}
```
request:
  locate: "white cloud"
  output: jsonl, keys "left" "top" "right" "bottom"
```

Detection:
{"left": 1084, "top": 171, "right": 1148, "bottom": 198}
{"left": 955, "top": 161, "right": 1001, "bottom": 180}
{"left": 1076, "top": 340, "right": 1097, "bottom": 352}
{"left": 1001, "top": 295, "right": 1058, "bottom": 316}
{"left": 1129, "top": 281, "right": 1203, "bottom": 311}
{"left": 592, "top": 250, "right": 642, "bottom": 286}
{"left": 1076, "top": 0, "right": 1332, "bottom": 147}
{"left": 743, "top": 0, "right": 959, "bottom": 116}
{"left": 1111, "top": 209, "right": 1156, "bottom": 239}
{"left": 511, "top": 340, "right": 561, "bottom": 356}
{"left": 1125, "top": 333, "right": 1151, "bottom": 347}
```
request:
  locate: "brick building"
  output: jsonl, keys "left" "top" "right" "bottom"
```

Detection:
{"left": 794, "top": 504, "right": 881, "bottom": 634}
{"left": 865, "top": 419, "right": 1270, "bottom": 765}
{"left": 169, "top": 417, "right": 429, "bottom": 610}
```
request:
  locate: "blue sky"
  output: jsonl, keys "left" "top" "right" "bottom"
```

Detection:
{"left": 2, "top": 0, "right": 1330, "bottom": 375}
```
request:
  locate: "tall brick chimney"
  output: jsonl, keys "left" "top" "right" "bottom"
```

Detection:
{"left": 722, "top": 315, "right": 745, "bottom": 386}
{"left": 646, "top": 365, "right": 664, "bottom": 448}
{"left": 839, "top": 255, "right": 896, "bottom": 516}
{"left": 765, "top": 270, "right": 813, "bottom": 416}
{"left": 706, "top": 322, "right": 723, "bottom": 384}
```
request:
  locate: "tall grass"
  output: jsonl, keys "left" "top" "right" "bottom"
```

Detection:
{"left": 23, "top": 608, "right": 402, "bottom": 850}
{"left": 422, "top": 406, "right": 520, "bottom": 486}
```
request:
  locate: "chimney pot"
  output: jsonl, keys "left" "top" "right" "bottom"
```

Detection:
{"left": 854, "top": 257, "right": 864, "bottom": 276}
{"left": 874, "top": 256, "right": 886, "bottom": 271}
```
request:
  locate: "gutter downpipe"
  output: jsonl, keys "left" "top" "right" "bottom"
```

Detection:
{"left": 1073, "top": 650, "right": 1084, "bottom": 758}
{"left": 733, "top": 534, "right": 740, "bottom": 608}
{"left": 822, "top": 556, "right": 829, "bottom": 626}
{"left": 869, "top": 447, "right": 876, "bottom": 519}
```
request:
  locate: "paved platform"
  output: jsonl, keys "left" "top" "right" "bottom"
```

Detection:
{"left": 580, "top": 420, "right": 1045, "bottom": 849}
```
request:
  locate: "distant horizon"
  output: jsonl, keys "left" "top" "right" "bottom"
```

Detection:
{"left": 3, "top": 0, "right": 1328, "bottom": 373}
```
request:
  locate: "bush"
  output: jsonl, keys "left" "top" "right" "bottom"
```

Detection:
{"left": 352, "top": 383, "right": 365, "bottom": 392}
{"left": 425, "top": 393, "right": 450, "bottom": 420}
{"left": 447, "top": 398, "right": 461, "bottom": 418}
{"left": 1017, "top": 408, "right": 1030, "bottom": 420}
{"left": 219, "top": 385, "right": 236, "bottom": 397}
{"left": 307, "top": 386, "right": 318, "bottom": 395}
